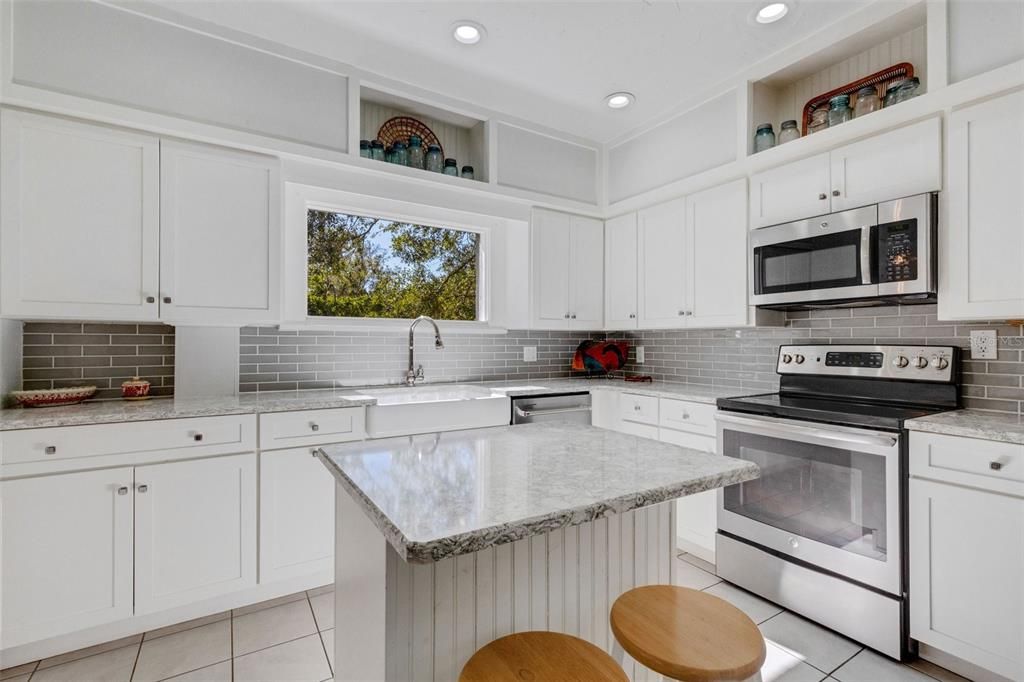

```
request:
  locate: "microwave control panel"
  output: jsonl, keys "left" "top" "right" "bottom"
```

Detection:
{"left": 877, "top": 221, "right": 918, "bottom": 283}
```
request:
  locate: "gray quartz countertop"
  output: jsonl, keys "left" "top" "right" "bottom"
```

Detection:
{"left": 0, "top": 378, "right": 753, "bottom": 431}
{"left": 316, "top": 421, "right": 760, "bottom": 563}
{"left": 906, "top": 409, "right": 1024, "bottom": 445}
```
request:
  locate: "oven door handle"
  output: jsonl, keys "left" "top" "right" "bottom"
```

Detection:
{"left": 514, "top": 405, "right": 591, "bottom": 419}
{"left": 716, "top": 412, "right": 899, "bottom": 450}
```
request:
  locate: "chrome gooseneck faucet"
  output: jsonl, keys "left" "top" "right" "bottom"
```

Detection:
{"left": 406, "top": 315, "right": 445, "bottom": 386}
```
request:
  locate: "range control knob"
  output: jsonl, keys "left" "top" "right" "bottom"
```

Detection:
{"left": 913, "top": 356, "right": 929, "bottom": 369}
{"left": 931, "top": 356, "right": 949, "bottom": 370}
{"left": 793, "top": 354, "right": 805, "bottom": 364}
{"left": 892, "top": 355, "right": 910, "bottom": 368}
{"left": 781, "top": 354, "right": 793, "bottom": 364}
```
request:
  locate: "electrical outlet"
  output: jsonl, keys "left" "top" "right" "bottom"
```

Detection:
{"left": 523, "top": 346, "right": 537, "bottom": 362}
{"left": 970, "top": 330, "right": 998, "bottom": 359}
{"left": 636, "top": 346, "right": 645, "bottom": 364}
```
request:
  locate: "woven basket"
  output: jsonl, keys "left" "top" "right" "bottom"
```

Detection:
{"left": 376, "top": 116, "right": 444, "bottom": 156}
{"left": 801, "top": 62, "right": 915, "bottom": 135}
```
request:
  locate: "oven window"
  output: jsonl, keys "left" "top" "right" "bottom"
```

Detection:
{"left": 755, "top": 229, "right": 863, "bottom": 294}
{"left": 721, "top": 430, "right": 888, "bottom": 561}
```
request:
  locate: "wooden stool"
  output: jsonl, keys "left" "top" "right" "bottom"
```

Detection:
{"left": 610, "top": 585, "right": 766, "bottom": 681}
{"left": 460, "top": 631, "right": 629, "bottom": 682}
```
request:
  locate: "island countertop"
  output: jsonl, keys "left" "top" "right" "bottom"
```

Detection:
{"left": 316, "top": 421, "right": 759, "bottom": 564}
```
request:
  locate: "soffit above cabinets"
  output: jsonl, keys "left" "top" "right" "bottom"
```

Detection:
{"left": 148, "top": 0, "right": 871, "bottom": 143}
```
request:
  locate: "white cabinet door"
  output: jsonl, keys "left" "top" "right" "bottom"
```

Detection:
{"left": 910, "top": 478, "right": 1024, "bottom": 681}
{"left": 260, "top": 447, "right": 335, "bottom": 583}
{"left": 638, "top": 198, "right": 687, "bottom": 329}
{"left": 0, "top": 468, "right": 134, "bottom": 648}
{"left": 134, "top": 454, "right": 257, "bottom": 614}
{"left": 686, "top": 179, "right": 750, "bottom": 328}
{"left": 0, "top": 110, "right": 160, "bottom": 320}
{"left": 604, "top": 213, "right": 638, "bottom": 330}
{"left": 160, "top": 140, "right": 281, "bottom": 324}
{"left": 659, "top": 428, "right": 718, "bottom": 563}
{"left": 749, "top": 153, "right": 830, "bottom": 228}
{"left": 829, "top": 118, "right": 941, "bottom": 212}
{"left": 530, "top": 209, "right": 572, "bottom": 329}
{"left": 568, "top": 215, "right": 604, "bottom": 329}
{"left": 940, "top": 90, "right": 1024, "bottom": 321}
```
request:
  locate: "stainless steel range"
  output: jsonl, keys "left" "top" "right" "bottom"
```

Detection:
{"left": 715, "top": 344, "right": 960, "bottom": 661}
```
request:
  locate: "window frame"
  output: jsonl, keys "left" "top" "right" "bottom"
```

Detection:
{"left": 284, "top": 184, "right": 503, "bottom": 333}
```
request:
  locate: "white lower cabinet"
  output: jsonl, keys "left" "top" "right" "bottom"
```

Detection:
{"left": 659, "top": 428, "right": 718, "bottom": 563}
{"left": 0, "top": 468, "right": 135, "bottom": 649}
{"left": 259, "top": 447, "right": 335, "bottom": 583}
{"left": 134, "top": 454, "right": 257, "bottom": 614}
{"left": 909, "top": 433, "right": 1024, "bottom": 681}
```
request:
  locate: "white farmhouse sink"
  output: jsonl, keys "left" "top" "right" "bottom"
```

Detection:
{"left": 345, "top": 384, "right": 511, "bottom": 438}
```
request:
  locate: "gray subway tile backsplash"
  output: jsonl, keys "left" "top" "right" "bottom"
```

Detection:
{"left": 18, "top": 305, "right": 1024, "bottom": 416}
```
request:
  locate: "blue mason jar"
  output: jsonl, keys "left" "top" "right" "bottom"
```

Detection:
{"left": 369, "top": 140, "right": 385, "bottom": 161}
{"left": 425, "top": 145, "right": 443, "bottom": 172}
{"left": 391, "top": 141, "right": 408, "bottom": 166}
{"left": 828, "top": 94, "right": 853, "bottom": 126}
{"left": 754, "top": 123, "right": 775, "bottom": 153}
{"left": 359, "top": 140, "right": 370, "bottom": 158}
{"left": 407, "top": 135, "right": 425, "bottom": 169}
{"left": 443, "top": 158, "right": 458, "bottom": 176}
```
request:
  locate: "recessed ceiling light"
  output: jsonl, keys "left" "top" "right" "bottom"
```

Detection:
{"left": 756, "top": 2, "right": 789, "bottom": 23}
{"left": 452, "top": 21, "right": 485, "bottom": 45}
{"left": 605, "top": 92, "right": 635, "bottom": 109}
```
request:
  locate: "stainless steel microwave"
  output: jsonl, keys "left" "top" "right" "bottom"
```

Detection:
{"left": 750, "top": 193, "right": 937, "bottom": 309}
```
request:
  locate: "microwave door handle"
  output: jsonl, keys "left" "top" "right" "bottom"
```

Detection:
{"left": 716, "top": 412, "right": 898, "bottom": 450}
{"left": 861, "top": 225, "right": 874, "bottom": 285}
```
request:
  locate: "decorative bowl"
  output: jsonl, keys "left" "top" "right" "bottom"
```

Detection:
{"left": 10, "top": 386, "right": 97, "bottom": 408}
{"left": 121, "top": 376, "right": 151, "bottom": 400}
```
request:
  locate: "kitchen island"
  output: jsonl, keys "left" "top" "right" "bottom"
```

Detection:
{"left": 316, "top": 421, "right": 759, "bottom": 681}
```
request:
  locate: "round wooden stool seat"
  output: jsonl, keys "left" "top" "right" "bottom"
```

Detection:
{"left": 459, "top": 631, "right": 628, "bottom": 682}
{"left": 610, "top": 585, "right": 766, "bottom": 682}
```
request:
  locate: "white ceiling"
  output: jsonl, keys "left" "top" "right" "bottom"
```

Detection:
{"left": 153, "top": 0, "right": 874, "bottom": 143}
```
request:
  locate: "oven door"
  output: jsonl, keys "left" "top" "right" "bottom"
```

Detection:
{"left": 716, "top": 411, "right": 902, "bottom": 595}
{"left": 750, "top": 204, "right": 878, "bottom": 306}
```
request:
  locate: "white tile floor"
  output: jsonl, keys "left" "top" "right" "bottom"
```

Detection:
{"left": 1, "top": 555, "right": 971, "bottom": 682}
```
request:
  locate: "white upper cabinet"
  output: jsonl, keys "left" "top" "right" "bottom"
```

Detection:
{"left": 604, "top": 213, "right": 639, "bottom": 330}
{"left": 0, "top": 110, "right": 160, "bottom": 320}
{"left": 829, "top": 118, "right": 941, "bottom": 212}
{"left": 686, "top": 179, "right": 750, "bottom": 328}
{"left": 750, "top": 118, "right": 942, "bottom": 228}
{"left": 530, "top": 209, "right": 603, "bottom": 329}
{"left": 638, "top": 198, "right": 688, "bottom": 329}
{"left": 940, "top": 89, "right": 1024, "bottom": 321}
{"left": 160, "top": 140, "right": 281, "bottom": 324}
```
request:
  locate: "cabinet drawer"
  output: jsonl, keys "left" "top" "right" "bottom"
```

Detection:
{"left": 910, "top": 432, "right": 1024, "bottom": 497}
{"left": 658, "top": 399, "right": 717, "bottom": 437}
{"left": 619, "top": 393, "right": 659, "bottom": 425}
{"left": 259, "top": 407, "right": 366, "bottom": 450}
{"left": 0, "top": 415, "right": 256, "bottom": 465}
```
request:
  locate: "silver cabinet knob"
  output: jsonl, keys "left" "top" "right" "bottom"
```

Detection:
{"left": 310, "top": 423, "right": 320, "bottom": 432}
{"left": 137, "top": 484, "right": 149, "bottom": 493}
{"left": 118, "top": 486, "right": 129, "bottom": 495}
{"left": 192, "top": 433, "right": 203, "bottom": 442}
{"left": 634, "top": 404, "right": 641, "bottom": 411}
{"left": 564, "top": 313, "right": 570, "bottom": 319}
{"left": 832, "top": 189, "right": 841, "bottom": 197}
{"left": 629, "top": 313, "right": 636, "bottom": 319}
{"left": 570, "top": 314, "right": 577, "bottom": 319}
{"left": 44, "top": 445, "right": 57, "bottom": 455}
{"left": 820, "top": 221, "right": 829, "bottom": 230}
{"left": 685, "top": 311, "right": 693, "bottom": 316}
{"left": 990, "top": 461, "right": 1003, "bottom": 471}
{"left": 681, "top": 412, "right": 690, "bottom": 420}
{"left": 163, "top": 296, "right": 172, "bottom": 304}
{"left": 146, "top": 296, "right": 156, "bottom": 303}
{"left": 678, "top": 310, "right": 685, "bottom": 316}
{"left": 818, "top": 193, "right": 827, "bottom": 201}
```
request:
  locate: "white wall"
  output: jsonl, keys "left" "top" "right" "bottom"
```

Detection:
{"left": 495, "top": 122, "right": 599, "bottom": 204}
{"left": 947, "top": 0, "right": 1024, "bottom": 83}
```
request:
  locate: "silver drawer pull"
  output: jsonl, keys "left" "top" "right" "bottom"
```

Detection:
{"left": 310, "top": 423, "right": 320, "bottom": 432}
{"left": 117, "top": 486, "right": 129, "bottom": 496}
{"left": 137, "top": 484, "right": 149, "bottom": 493}
{"left": 192, "top": 433, "right": 203, "bottom": 442}
{"left": 682, "top": 413, "right": 690, "bottom": 420}
{"left": 990, "top": 461, "right": 1003, "bottom": 471}
{"left": 44, "top": 445, "right": 57, "bottom": 455}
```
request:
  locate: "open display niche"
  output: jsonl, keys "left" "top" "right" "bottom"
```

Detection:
{"left": 748, "top": 5, "right": 928, "bottom": 156}
{"left": 359, "top": 86, "right": 489, "bottom": 183}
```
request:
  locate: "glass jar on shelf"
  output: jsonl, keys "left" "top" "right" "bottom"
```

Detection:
{"left": 359, "top": 140, "right": 370, "bottom": 158}
{"left": 778, "top": 120, "right": 800, "bottom": 144}
{"left": 461, "top": 165, "right": 475, "bottom": 180}
{"left": 884, "top": 79, "right": 906, "bottom": 107}
{"left": 828, "top": 94, "right": 853, "bottom": 127}
{"left": 854, "top": 86, "right": 881, "bottom": 117}
{"left": 407, "top": 135, "right": 425, "bottom": 169}
{"left": 897, "top": 77, "right": 921, "bottom": 102}
{"left": 391, "top": 141, "right": 408, "bottom": 166}
{"left": 425, "top": 145, "right": 443, "bottom": 172}
{"left": 370, "top": 140, "right": 385, "bottom": 161}
{"left": 443, "top": 158, "right": 458, "bottom": 176}
{"left": 753, "top": 123, "right": 775, "bottom": 153}
{"left": 808, "top": 107, "right": 829, "bottom": 134}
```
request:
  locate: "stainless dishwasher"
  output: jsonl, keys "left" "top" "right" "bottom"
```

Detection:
{"left": 510, "top": 392, "right": 592, "bottom": 425}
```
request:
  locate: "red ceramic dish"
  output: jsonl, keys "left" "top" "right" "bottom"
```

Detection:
{"left": 10, "top": 386, "right": 97, "bottom": 408}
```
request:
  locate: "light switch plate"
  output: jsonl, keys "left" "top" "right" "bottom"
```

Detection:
{"left": 636, "top": 346, "right": 645, "bottom": 364}
{"left": 970, "top": 330, "right": 998, "bottom": 359}
{"left": 523, "top": 346, "right": 537, "bottom": 362}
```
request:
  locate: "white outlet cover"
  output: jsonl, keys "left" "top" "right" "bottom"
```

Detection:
{"left": 636, "top": 346, "right": 645, "bottom": 364}
{"left": 970, "top": 330, "right": 998, "bottom": 360}
{"left": 523, "top": 346, "right": 537, "bottom": 362}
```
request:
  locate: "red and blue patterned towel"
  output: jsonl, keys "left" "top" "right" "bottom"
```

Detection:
{"left": 571, "top": 340, "right": 630, "bottom": 374}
